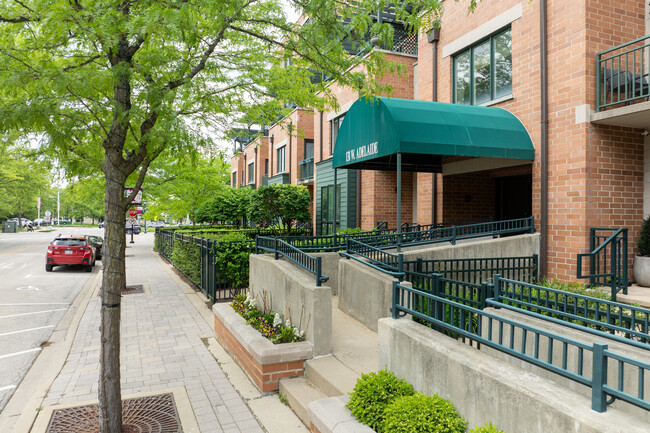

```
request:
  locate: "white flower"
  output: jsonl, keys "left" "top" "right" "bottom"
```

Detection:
{"left": 244, "top": 293, "right": 257, "bottom": 309}
{"left": 285, "top": 318, "right": 291, "bottom": 327}
{"left": 298, "top": 330, "right": 304, "bottom": 338}
{"left": 273, "top": 313, "right": 283, "bottom": 328}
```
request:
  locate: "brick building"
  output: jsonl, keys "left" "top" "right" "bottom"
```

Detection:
{"left": 231, "top": 1, "right": 650, "bottom": 282}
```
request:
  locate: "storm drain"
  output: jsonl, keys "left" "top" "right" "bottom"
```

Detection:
{"left": 45, "top": 393, "right": 182, "bottom": 433}
{"left": 123, "top": 284, "right": 145, "bottom": 295}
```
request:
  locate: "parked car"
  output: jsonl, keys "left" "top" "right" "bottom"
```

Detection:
{"left": 85, "top": 235, "right": 103, "bottom": 260}
{"left": 149, "top": 221, "right": 165, "bottom": 228}
{"left": 34, "top": 218, "right": 47, "bottom": 226}
{"left": 126, "top": 224, "right": 141, "bottom": 235}
{"left": 46, "top": 235, "right": 96, "bottom": 272}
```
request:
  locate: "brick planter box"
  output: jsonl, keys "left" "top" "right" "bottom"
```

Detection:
{"left": 213, "top": 303, "right": 313, "bottom": 393}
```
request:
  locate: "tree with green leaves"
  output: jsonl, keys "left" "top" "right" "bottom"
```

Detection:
{"left": 251, "top": 184, "right": 311, "bottom": 232}
{"left": 196, "top": 186, "right": 254, "bottom": 227}
{"left": 0, "top": 1, "right": 450, "bottom": 431}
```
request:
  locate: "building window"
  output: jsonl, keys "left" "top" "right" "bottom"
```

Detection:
{"left": 453, "top": 28, "right": 512, "bottom": 105}
{"left": 304, "top": 139, "right": 314, "bottom": 160}
{"left": 248, "top": 162, "right": 254, "bottom": 184}
{"left": 264, "top": 159, "right": 269, "bottom": 176}
{"left": 330, "top": 114, "right": 345, "bottom": 154}
{"left": 320, "top": 184, "right": 341, "bottom": 235}
{"left": 277, "top": 146, "right": 286, "bottom": 173}
{"left": 232, "top": 171, "right": 237, "bottom": 187}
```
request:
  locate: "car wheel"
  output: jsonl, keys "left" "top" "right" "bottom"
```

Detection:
{"left": 45, "top": 264, "right": 53, "bottom": 272}
{"left": 85, "top": 264, "right": 92, "bottom": 272}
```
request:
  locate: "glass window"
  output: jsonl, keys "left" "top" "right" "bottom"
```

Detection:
{"left": 264, "top": 159, "right": 268, "bottom": 175}
{"left": 304, "top": 139, "right": 314, "bottom": 160}
{"left": 277, "top": 146, "right": 286, "bottom": 173}
{"left": 453, "top": 28, "right": 512, "bottom": 105}
{"left": 248, "top": 162, "right": 254, "bottom": 184}
{"left": 232, "top": 171, "right": 236, "bottom": 187}
{"left": 320, "top": 184, "right": 341, "bottom": 235}
{"left": 330, "top": 115, "right": 345, "bottom": 154}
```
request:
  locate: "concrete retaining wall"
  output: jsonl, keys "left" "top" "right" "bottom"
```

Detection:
{"left": 397, "top": 233, "right": 540, "bottom": 261}
{"left": 312, "top": 252, "right": 342, "bottom": 296}
{"left": 249, "top": 254, "right": 333, "bottom": 356}
{"left": 378, "top": 317, "right": 649, "bottom": 433}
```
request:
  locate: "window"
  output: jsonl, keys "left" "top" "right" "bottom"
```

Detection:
{"left": 320, "top": 184, "right": 341, "bottom": 235}
{"left": 304, "top": 139, "right": 314, "bottom": 160}
{"left": 330, "top": 115, "right": 345, "bottom": 154}
{"left": 264, "top": 159, "right": 269, "bottom": 176}
{"left": 248, "top": 162, "right": 254, "bottom": 184}
{"left": 232, "top": 171, "right": 237, "bottom": 187}
{"left": 453, "top": 28, "right": 512, "bottom": 105}
{"left": 277, "top": 146, "right": 286, "bottom": 173}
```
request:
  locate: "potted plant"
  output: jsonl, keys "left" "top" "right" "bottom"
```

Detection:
{"left": 634, "top": 217, "right": 650, "bottom": 286}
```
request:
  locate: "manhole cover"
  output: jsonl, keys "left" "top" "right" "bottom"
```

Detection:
{"left": 46, "top": 393, "right": 182, "bottom": 433}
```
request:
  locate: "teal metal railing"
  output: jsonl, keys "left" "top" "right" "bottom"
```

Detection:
{"left": 340, "top": 238, "right": 405, "bottom": 279}
{"left": 391, "top": 280, "right": 650, "bottom": 413}
{"left": 596, "top": 35, "right": 650, "bottom": 112}
{"left": 403, "top": 255, "right": 538, "bottom": 285}
{"left": 256, "top": 236, "right": 329, "bottom": 286}
{"left": 491, "top": 275, "right": 650, "bottom": 348}
{"left": 299, "top": 158, "right": 314, "bottom": 180}
{"left": 577, "top": 228, "right": 628, "bottom": 302}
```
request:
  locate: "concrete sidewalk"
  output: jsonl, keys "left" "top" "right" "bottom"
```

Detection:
{"left": 1, "top": 233, "right": 306, "bottom": 433}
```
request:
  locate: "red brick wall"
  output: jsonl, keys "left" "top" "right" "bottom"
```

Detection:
{"left": 214, "top": 315, "right": 306, "bottom": 393}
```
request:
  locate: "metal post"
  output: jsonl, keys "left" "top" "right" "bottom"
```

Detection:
{"left": 451, "top": 225, "right": 457, "bottom": 245}
{"left": 274, "top": 237, "right": 279, "bottom": 260}
{"left": 130, "top": 222, "right": 134, "bottom": 244}
{"left": 610, "top": 242, "right": 617, "bottom": 302}
{"left": 398, "top": 253, "right": 404, "bottom": 282}
{"left": 316, "top": 257, "right": 322, "bottom": 287}
{"left": 397, "top": 153, "right": 402, "bottom": 252}
{"left": 592, "top": 342, "right": 608, "bottom": 412}
{"left": 532, "top": 254, "right": 539, "bottom": 281}
{"left": 333, "top": 168, "right": 338, "bottom": 239}
{"left": 494, "top": 274, "right": 502, "bottom": 301}
{"left": 392, "top": 280, "right": 399, "bottom": 319}
{"left": 479, "top": 282, "right": 488, "bottom": 310}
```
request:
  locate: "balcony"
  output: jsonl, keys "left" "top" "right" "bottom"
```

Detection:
{"left": 299, "top": 158, "right": 314, "bottom": 183}
{"left": 268, "top": 173, "right": 290, "bottom": 185}
{"left": 262, "top": 175, "right": 269, "bottom": 187}
{"left": 592, "top": 34, "right": 650, "bottom": 130}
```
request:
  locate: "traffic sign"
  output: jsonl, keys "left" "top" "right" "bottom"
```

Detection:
{"left": 128, "top": 217, "right": 137, "bottom": 225}
{"left": 128, "top": 209, "right": 138, "bottom": 217}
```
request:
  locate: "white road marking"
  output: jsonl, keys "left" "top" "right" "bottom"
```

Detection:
{"left": 16, "top": 286, "right": 41, "bottom": 291}
{"left": 0, "top": 347, "right": 41, "bottom": 360}
{"left": 0, "top": 325, "right": 55, "bottom": 337}
{"left": 0, "top": 309, "right": 67, "bottom": 319}
{"left": 0, "top": 385, "right": 17, "bottom": 392}
{"left": 0, "top": 303, "right": 69, "bottom": 306}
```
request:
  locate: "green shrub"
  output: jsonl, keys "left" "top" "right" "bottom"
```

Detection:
{"left": 171, "top": 238, "right": 201, "bottom": 285}
{"left": 383, "top": 393, "right": 467, "bottom": 433}
{"left": 468, "top": 422, "right": 504, "bottom": 433}
{"left": 639, "top": 217, "right": 650, "bottom": 256}
{"left": 212, "top": 232, "right": 253, "bottom": 289}
{"left": 346, "top": 368, "right": 414, "bottom": 433}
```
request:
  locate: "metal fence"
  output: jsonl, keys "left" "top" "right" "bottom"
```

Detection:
{"left": 340, "top": 238, "right": 405, "bottom": 278}
{"left": 155, "top": 229, "right": 252, "bottom": 301}
{"left": 256, "top": 236, "right": 329, "bottom": 286}
{"left": 392, "top": 280, "right": 650, "bottom": 413}
{"left": 577, "top": 228, "right": 628, "bottom": 302}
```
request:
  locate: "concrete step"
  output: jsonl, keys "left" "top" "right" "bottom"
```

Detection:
{"left": 305, "top": 355, "right": 360, "bottom": 397}
{"left": 278, "top": 376, "right": 328, "bottom": 427}
{"left": 617, "top": 284, "right": 650, "bottom": 308}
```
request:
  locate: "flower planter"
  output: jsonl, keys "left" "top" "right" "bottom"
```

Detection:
{"left": 634, "top": 255, "right": 650, "bottom": 287}
{"left": 213, "top": 303, "right": 313, "bottom": 393}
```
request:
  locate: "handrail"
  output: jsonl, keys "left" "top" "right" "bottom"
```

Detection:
{"left": 493, "top": 275, "right": 650, "bottom": 346}
{"left": 256, "top": 236, "right": 329, "bottom": 286}
{"left": 576, "top": 228, "right": 628, "bottom": 301}
{"left": 392, "top": 281, "right": 650, "bottom": 413}
{"left": 341, "top": 238, "right": 404, "bottom": 279}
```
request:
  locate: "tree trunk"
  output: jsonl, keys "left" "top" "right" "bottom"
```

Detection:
{"left": 99, "top": 153, "right": 127, "bottom": 432}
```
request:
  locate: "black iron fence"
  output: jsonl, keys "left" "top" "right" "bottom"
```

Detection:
{"left": 256, "top": 236, "right": 328, "bottom": 286}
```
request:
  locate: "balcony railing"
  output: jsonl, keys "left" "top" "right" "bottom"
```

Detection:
{"left": 262, "top": 175, "right": 269, "bottom": 186}
{"left": 596, "top": 34, "right": 650, "bottom": 112}
{"left": 299, "top": 158, "right": 314, "bottom": 180}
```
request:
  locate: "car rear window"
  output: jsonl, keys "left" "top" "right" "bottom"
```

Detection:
{"left": 53, "top": 239, "right": 87, "bottom": 247}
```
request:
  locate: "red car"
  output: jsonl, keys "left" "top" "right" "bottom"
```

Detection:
{"left": 45, "top": 235, "right": 96, "bottom": 272}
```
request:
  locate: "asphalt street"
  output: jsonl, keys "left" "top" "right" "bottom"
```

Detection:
{"left": 0, "top": 226, "right": 105, "bottom": 412}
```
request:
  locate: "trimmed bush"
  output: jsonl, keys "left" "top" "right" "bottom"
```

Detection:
{"left": 383, "top": 393, "right": 467, "bottom": 433}
{"left": 213, "top": 232, "right": 254, "bottom": 289}
{"left": 346, "top": 368, "right": 415, "bottom": 433}
{"left": 639, "top": 217, "right": 650, "bottom": 256}
{"left": 171, "top": 237, "right": 201, "bottom": 285}
{"left": 468, "top": 422, "right": 504, "bottom": 433}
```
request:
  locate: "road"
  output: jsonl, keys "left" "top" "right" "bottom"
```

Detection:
{"left": 0, "top": 226, "right": 104, "bottom": 413}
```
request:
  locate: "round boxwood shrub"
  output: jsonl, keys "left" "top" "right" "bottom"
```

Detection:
{"left": 346, "top": 368, "right": 414, "bottom": 433}
{"left": 383, "top": 393, "right": 467, "bottom": 433}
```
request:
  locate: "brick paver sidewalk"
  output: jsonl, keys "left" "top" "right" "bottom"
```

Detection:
{"left": 40, "top": 234, "right": 264, "bottom": 433}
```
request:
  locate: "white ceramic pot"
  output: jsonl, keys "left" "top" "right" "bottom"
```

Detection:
{"left": 633, "top": 255, "right": 650, "bottom": 287}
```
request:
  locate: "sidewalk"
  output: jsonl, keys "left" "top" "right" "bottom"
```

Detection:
{"left": 1, "top": 233, "right": 307, "bottom": 433}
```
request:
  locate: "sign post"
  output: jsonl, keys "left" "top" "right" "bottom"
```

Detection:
{"left": 128, "top": 208, "right": 138, "bottom": 244}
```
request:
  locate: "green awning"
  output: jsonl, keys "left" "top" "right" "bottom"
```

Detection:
{"left": 332, "top": 97, "right": 534, "bottom": 172}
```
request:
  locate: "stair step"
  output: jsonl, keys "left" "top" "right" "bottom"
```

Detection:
{"left": 279, "top": 376, "right": 328, "bottom": 427}
{"left": 305, "top": 355, "right": 360, "bottom": 397}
